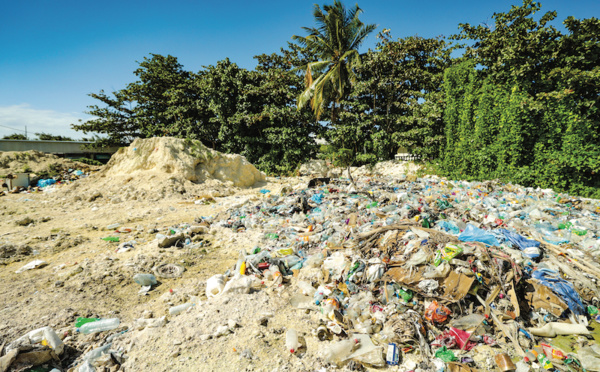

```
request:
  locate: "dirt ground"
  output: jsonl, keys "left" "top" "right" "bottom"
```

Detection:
{"left": 0, "top": 175, "right": 337, "bottom": 372}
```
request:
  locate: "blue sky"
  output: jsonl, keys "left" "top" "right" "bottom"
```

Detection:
{"left": 1, "top": 0, "right": 598, "bottom": 139}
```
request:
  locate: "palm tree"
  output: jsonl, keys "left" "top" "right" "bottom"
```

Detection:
{"left": 293, "top": 1, "right": 376, "bottom": 123}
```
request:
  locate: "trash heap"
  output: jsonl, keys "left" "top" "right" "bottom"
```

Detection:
{"left": 3, "top": 174, "right": 600, "bottom": 371}
{"left": 206, "top": 176, "right": 600, "bottom": 371}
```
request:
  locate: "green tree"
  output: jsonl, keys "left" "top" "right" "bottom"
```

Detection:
{"left": 348, "top": 33, "right": 455, "bottom": 161}
{"left": 35, "top": 132, "right": 74, "bottom": 141}
{"left": 2, "top": 133, "right": 27, "bottom": 140}
{"left": 72, "top": 54, "right": 195, "bottom": 147}
{"left": 71, "top": 88, "right": 140, "bottom": 148}
{"left": 244, "top": 44, "right": 321, "bottom": 174}
{"left": 293, "top": 0, "right": 376, "bottom": 123}
{"left": 441, "top": 0, "right": 600, "bottom": 197}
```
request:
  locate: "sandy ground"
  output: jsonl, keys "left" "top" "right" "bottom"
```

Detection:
{"left": 0, "top": 140, "right": 422, "bottom": 372}
{"left": 0, "top": 176, "right": 337, "bottom": 372}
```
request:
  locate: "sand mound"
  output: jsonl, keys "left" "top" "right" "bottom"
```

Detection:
{"left": 55, "top": 137, "right": 266, "bottom": 202}
{"left": 103, "top": 137, "right": 265, "bottom": 187}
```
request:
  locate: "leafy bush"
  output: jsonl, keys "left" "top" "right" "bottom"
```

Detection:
{"left": 75, "top": 157, "right": 103, "bottom": 166}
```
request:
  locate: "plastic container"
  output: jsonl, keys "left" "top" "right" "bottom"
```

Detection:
{"left": 133, "top": 273, "right": 157, "bottom": 286}
{"left": 79, "top": 318, "right": 120, "bottom": 334}
{"left": 169, "top": 303, "right": 194, "bottom": 316}
{"left": 206, "top": 274, "right": 226, "bottom": 298}
{"left": 43, "top": 327, "right": 64, "bottom": 355}
{"left": 286, "top": 329, "right": 301, "bottom": 353}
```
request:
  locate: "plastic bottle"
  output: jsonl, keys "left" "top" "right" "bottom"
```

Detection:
{"left": 314, "top": 288, "right": 326, "bottom": 305}
{"left": 286, "top": 329, "right": 301, "bottom": 353}
{"left": 133, "top": 273, "right": 157, "bottom": 286}
{"left": 325, "top": 338, "right": 359, "bottom": 364}
{"left": 75, "top": 317, "right": 101, "bottom": 328}
{"left": 169, "top": 303, "right": 194, "bottom": 316}
{"left": 247, "top": 250, "right": 271, "bottom": 268}
{"left": 282, "top": 255, "right": 302, "bottom": 268}
{"left": 235, "top": 250, "right": 246, "bottom": 274}
{"left": 270, "top": 264, "right": 282, "bottom": 285}
{"left": 79, "top": 318, "right": 120, "bottom": 334}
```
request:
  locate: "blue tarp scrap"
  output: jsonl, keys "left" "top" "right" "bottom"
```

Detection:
{"left": 532, "top": 268, "right": 586, "bottom": 315}
{"left": 458, "top": 224, "right": 500, "bottom": 246}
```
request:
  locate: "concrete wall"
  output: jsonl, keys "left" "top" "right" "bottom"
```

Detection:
{"left": 0, "top": 140, "right": 116, "bottom": 153}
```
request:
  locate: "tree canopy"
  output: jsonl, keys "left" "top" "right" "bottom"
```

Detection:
{"left": 71, "top": 0, "right": 600, "bottom": 197}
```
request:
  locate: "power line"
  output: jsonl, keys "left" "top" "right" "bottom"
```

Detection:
{"left": 0, "top": 124, "right": 27, "bottom": 133}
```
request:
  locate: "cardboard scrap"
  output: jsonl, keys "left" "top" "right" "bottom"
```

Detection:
{"left": 443, "top": 271, "right": 475, "bottom": 302}
{"left": 448, "top": 362, "right": 478, "bottom": 372}
{"left": 383, "top": 267, "right": 425, "bottom": 286}
{"left": 524, "top": 279, "right": 568, "bottom": 317}
{"left": 12, "top": 349, "right": 56, "bottom": 369}
{"left": 0, "top": 349, "right": 18, "bottom": 372}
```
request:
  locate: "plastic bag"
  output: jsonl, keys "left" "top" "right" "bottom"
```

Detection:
{"left": 432, "top": 327, "right": 476, "bottom": 351}
{"left": 437, "top": 220, "right": 460, "bottom": 235}
{"left": 458, "top": 224, "right": 499, "bottom": 246}
{"left": 497, "top": 228, "right": 540, "bottom": 251}
{"left": 434, "top": 346, "right": 457, "bottom": 362}
{"left": 433, "top": 244, "right": 463, "bottom": 266}
{"left": 424, "top": 301, "right": 451, "bottom": 323}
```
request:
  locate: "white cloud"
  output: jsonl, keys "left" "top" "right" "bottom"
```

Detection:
{"left": 0, "top": 104, "right": 89, "bottom": 139}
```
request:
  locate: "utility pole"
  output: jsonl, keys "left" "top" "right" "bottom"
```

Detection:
{"left": 25, "top": 126, "right": 27, "bottom": 140}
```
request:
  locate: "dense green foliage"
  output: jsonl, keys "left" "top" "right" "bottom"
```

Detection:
{"left": 35, "top": 133, "right": 74, "bottom": 141}
{"left": 440, "top": 1, "right": 600, "bottom": 197}
{"left": 2, "top": 133, "right": 27, "bottom": 140}
{"left": 72, "top": 0, "right": 600, "bottom": 197}
{"left": 73, "top": 48, "right": 320, "bottom": 174}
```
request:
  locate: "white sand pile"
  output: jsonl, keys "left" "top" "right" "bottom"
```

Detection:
{"left": 103, "top": 137, "right": 265, "bottom": 187}
{"left": 55, "top": 137, "right": 266, "bottom": 202}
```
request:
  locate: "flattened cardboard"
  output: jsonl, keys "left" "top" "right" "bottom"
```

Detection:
{"left": 383, "top": 266, "right": 425, "bottom": 286}
{"left": 443, "top": 271, "right": 475, "bottom": 301}
{"left": 448, "top": 362, "right": 478, "bottom": 372}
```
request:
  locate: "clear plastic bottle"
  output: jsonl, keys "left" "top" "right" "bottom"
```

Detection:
{"left": 286, "top": 329, "right": 300, "bottom": 353}
{"left": 270, "top": 264, "right": 282, "bottom": 285}
{"left": 169, "top": 303, "right": 194, "bottom": 316}
{"left": 79, "top": 318, "right": 120, "bottom": 334}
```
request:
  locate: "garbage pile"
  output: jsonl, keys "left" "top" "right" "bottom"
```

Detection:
{"left": 34, "top": 169, "right": 90, "bottom": 190}
{"left": 3, "top": 174, "right": 600, "bottom": 371}
{"left": 205, "top": 176, "right": 600, "bottom": 371}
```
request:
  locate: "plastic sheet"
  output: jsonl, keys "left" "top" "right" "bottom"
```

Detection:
{"left": 532, "top": 268, "right": 586, "bottom": 315}
{"left": 458, "top": 224, "right": 499, "bottom": 246}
